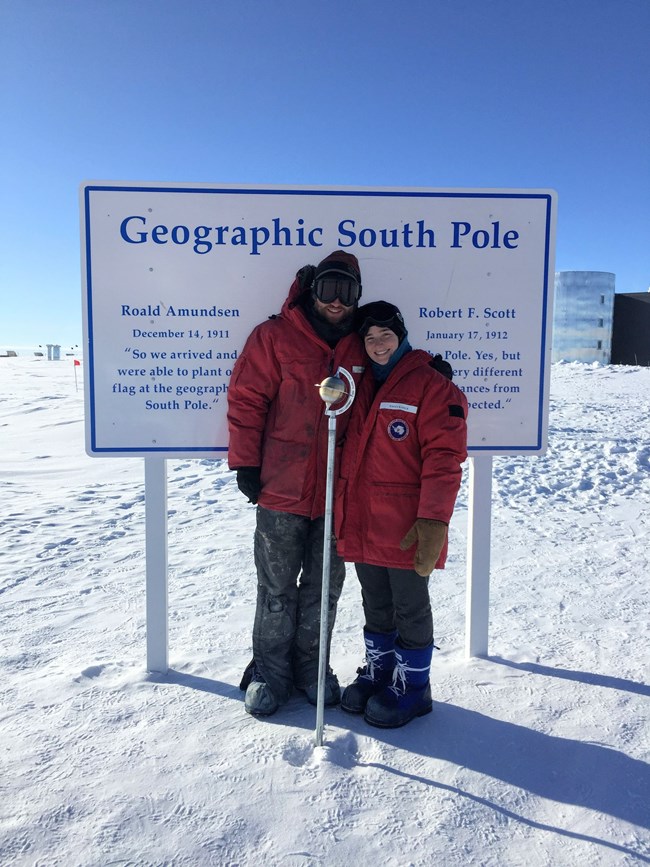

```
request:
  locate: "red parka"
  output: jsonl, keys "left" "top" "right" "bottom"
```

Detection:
{"left": 227, "top": 267, "right": 366, "bottom": 519}
{"left": 335, "top": 349, "right": 468, "bottom": 570}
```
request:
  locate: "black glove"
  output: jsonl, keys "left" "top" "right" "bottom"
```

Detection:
{"left": 297, "top": 264, "right": 316, "bottom": 290}
{"left": 429, "top": 353, "right": 453, "bottom": 380}
{"left": 236, "top": 466, "right": 262, "bottom": 504}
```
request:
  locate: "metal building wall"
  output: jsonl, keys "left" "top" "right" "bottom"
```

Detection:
{"left": 552, "top": 271, "right": 615, "bottom": 363}
{"left": 611, "top": 293, "right": 650, "bottom": 366}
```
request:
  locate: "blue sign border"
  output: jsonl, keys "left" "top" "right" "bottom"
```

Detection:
{"left": 82, "top": 185, "right": 555, "bottom": 455}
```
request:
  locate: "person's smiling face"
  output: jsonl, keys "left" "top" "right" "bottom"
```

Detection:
{"left": 313, "top": 296, "right": 354, "bottom": 324}
{"left": 364, "top": 325, "right": 399, "bottom": 365}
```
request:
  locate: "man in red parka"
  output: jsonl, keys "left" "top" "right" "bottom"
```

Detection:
{"left": 227, "top": 251, "right": 366, "bottom": 717}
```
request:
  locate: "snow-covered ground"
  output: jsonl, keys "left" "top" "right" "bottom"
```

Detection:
{"left": 1, "top": 357, "right": 649, "bottom": 866}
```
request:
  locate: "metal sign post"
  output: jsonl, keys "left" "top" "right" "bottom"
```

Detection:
{"left": 145, "top": 456, "right": 169, "bottom": 673}
{"left": 465, "top": 455, "right": 493, "bottom": 658}
{"left": 314, "top": 368, "right": 356, "bottom": 747}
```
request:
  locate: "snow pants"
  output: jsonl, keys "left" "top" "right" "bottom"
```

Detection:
{"left": 355, "top": 563, "right": 434, "bottom": 649}
{"left": 252, "top": 505, "right": 346, "bottom": 704}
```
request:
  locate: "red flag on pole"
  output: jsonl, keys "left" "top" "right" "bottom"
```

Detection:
{"left": 74, "top": 359, "right": 81, "bottom": 366}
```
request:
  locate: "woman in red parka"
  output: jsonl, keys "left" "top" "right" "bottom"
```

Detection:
{"left": 336, "top": 301, "right": 468, "bottom": 728}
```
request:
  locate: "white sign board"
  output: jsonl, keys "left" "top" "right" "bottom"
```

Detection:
{"left": 80, "top": 183, "right": 556, "bottom": 457}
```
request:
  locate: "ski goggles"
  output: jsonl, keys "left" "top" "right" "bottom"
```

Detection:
{"left": 313, "top": 271, "right": 361, "bottom": 307}
{"left": 357, "top": 308, "right": 405, "bottom": 341}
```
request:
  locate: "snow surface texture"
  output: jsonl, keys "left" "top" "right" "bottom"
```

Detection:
{"left": 1, "top": 358, "right": 649, "bottom": 866}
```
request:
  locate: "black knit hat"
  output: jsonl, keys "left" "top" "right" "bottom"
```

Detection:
{"left": 356, "top": 301, "right": 407, "bottom": 342}
{"left": 314, "top": 250, "right": 361, "bottom": 284}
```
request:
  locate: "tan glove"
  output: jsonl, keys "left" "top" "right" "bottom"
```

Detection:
{"left": 400, "top": 518, "right": 448, "bottom": 577}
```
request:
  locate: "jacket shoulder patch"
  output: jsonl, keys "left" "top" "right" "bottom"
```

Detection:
{"left": 449, "top": 404, "right": 465, "bottom": 419}
{"left": 387, "top": 419, "right": 410, "bottom": 441}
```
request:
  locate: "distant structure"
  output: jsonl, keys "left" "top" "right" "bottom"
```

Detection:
{"left": 611, "top": 293, "right": 650, "bottom": 366}
{"left": 0, "top": 343, "right": 80, "bottom": 359}
{"left": 46, "top": 344, "right": 61, "bottom": 361}
{"left": 552, "top": 271, "right": 615, "bottom": 363}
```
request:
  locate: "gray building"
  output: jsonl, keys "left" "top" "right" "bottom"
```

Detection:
{"left": 552, "top": 271, "right": 615, "bottom": 363}
{"left": 611, "top": 293, "right": 650, "bottom": 366}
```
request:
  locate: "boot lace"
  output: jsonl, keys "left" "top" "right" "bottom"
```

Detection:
{"left": 362, "top": 646, "right": 392, "bottom": 681}
{"left": 389, "top": 656, "right": 429, "bottom": 696}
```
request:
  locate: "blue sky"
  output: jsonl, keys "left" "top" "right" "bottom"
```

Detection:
{"left": 1, "top": 0, "right": 648, "bottom": 347}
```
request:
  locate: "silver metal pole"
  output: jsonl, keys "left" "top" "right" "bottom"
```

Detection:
{"left": 314, "top": 369, "right": 355, "bottom": 747}
{"left": 315, "top": 413, "right": 337, "bottom": 746}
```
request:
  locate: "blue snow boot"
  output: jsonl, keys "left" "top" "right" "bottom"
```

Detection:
{"left": 363, "top": 641, "right": 433, "bottom": 728}
{"left": 341, "top": 629, "right": 397, "bottom": 714}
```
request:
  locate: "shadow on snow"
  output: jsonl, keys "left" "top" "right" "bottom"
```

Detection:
{"left": 151, "top": 663, "right": 650, "bottom": 861}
